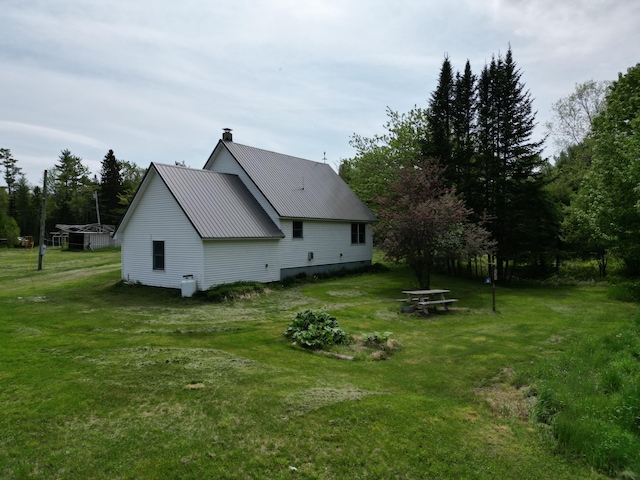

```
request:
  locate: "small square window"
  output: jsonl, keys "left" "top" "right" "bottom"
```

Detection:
{"left": 351, "top": 223, "right": 366, "bottom": 244}
{"left": 293, "top": 221, "right": 303, "bottom": 239}
{"left": 153, "top": 240, "right": 165, "bottom": 270}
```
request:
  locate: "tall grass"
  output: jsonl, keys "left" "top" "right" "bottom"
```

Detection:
{"left": 530, "top": 315, "right": 640, "bottom": 475}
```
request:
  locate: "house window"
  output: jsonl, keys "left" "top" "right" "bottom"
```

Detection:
{"left": 153, "top": 241, "right": 165, "bottom": 270}
{"left": 293, "top": 221, "right": 303, "bottom": 239}
{"left": 351, "top": 223, "right": 366, "bottom": 244}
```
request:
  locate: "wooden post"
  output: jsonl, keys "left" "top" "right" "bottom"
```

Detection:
{"left": 487, "top": 256, "right": 496, "bottom": 312}
{"left": 38, "top": 170, "right": 47, "bottom": 271}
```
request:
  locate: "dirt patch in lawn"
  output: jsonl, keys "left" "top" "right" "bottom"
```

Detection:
{"left": 474, "top": 368, "right": 533, "bottom": 421}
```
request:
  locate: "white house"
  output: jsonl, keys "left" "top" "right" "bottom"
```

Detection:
{"left": 115, "top": 131, "right": 377, "bottom": 291}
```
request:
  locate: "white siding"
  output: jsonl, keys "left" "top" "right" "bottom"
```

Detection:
{"left": 277, "top": 220, "right": 373, "bottom": 269}
{"left": 206, "top": 148, "right": 281, "bottom": 227}
{"left": 86, "top": 233, "right": 116, "bottom": 250}
{"left": 202, "top": 239, "right": 281, "bottom": 288}
{"left": 201, "top": 220, "right": 372, "bottom": 288}
{"left": 120, "top": 171, "right": 205, "bottom": 289}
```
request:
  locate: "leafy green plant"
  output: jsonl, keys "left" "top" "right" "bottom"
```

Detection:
{"left": 283, "top": 310, "right": 350, "bottom": 349}
{"left": 362, "top": 331, "right": 393, "bottom": 345}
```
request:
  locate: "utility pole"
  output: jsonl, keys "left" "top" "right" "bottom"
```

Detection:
{"left": 94, "top": 191, "right": 101, "bottom": 225}
{"left": 38, "top": 170, "right": 47, "bottom": 270}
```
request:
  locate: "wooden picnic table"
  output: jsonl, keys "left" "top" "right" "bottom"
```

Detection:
{"left": 399, "top": 289, "right": 458, "bottom": 314}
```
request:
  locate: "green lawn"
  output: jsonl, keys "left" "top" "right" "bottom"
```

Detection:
{"left": 1, "top": 247, "right": 635, "bottom": 479}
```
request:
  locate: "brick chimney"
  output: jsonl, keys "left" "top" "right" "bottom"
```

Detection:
{"left": 222, "top": 128, "right": 233, "bottom": 141}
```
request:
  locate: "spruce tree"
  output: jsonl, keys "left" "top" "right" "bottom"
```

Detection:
{"left": 99, "top": 149, "right": 123, "bottom": 224}
{"left": 452, "top": 60, "right": 477, "bottom": 208}
{"left": 425, "top": 56, "right": 455, "bottom": 170}
{"left": 475, "top": 47, "right": 547, "bottom": 279}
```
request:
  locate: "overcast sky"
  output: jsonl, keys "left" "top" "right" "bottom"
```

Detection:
{"left": 2, "top": 0, "right": 639, "bottom": 186}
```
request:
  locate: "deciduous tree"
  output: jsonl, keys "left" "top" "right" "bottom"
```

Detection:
{"left": 0, "top": 187, "right": 20, "bottom": 246}
{"left": 377, "top": 160, "right": 493, "bottom": 288}
{"left": 577, "top": 64, "right": 640, "bottom": 273}
{"left": 546, "top": 80, "right": 609, "bottom": 152}
{"left": 117, "top": 160, "right": 146, "bottom": 209}
{"left": 340, "top": 107, "right": 429, "bottom": 208}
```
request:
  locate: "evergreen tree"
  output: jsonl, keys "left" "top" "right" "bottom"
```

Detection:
{"left": 425, "top": 57, "right": 455, "bottom": 171}
{"left": 1, "top": 148, "right": 23, "bottom": 218}
{"left": 51, "top": 149, "right": 93, "bottom": 225}
{"left": 451, "top": 60, "right": 477, "bottom": 209}
{"left": 99, "top": 149, "right": 123, "bottom": 224}
{"left": 13, "top": 176, "right": 38, "bottom": 236}
{"left": 475, "top": 47, "right": 547, "bottom": 279}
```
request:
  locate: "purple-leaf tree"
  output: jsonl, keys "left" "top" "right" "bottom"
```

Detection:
{"left": 377, "top": 160, "right": 494, "bottom": 288}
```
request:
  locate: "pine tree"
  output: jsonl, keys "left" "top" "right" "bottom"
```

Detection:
{"left": 1, "top": 148, "right": 23, "bottom": 219}
{"left": 52, "top": 149, "right": 93, "bottom": 225}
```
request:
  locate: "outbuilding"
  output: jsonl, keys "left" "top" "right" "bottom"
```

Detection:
{"left": 55, "top": 223, "right": 117, "bottom": 250}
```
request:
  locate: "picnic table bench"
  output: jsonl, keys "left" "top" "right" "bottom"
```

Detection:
{"left": 399, "top": 289, "right": 458, "bottom": 314}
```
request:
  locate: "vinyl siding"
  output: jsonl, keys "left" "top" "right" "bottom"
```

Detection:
{"left": 203, "top": 239, "right": 281, "bottom": 288}
{"left": 201, "top": 221, "right": 372, "bottom": 287}
{"left": 120, "top": 171, "right": 204, "bottom": 289}
{"left": 277, "top": 219, "right": 373, "bottom": 269}
{"left": 86, "top": 233, "right": 116, "bottom": 249}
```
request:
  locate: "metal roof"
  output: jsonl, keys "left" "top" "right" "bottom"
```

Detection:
{"left": 153, "top": 163, "right": 284, "bottom": 239}
{"left": 221, "top": 141, "right": 378, "bottom": 222}
{"left": 56, "top": 223, "right": 115, "bottom": 234}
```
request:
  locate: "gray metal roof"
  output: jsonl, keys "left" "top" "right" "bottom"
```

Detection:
{"left": 153, "top": 163, "right": 284, "bottom": 239}
{"left": 221, "top": 141, "right": 378, "bottom": 222}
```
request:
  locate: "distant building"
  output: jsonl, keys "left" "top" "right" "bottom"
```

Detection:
{"left": 55, "top": 224, "right": 117, "bottom": 250}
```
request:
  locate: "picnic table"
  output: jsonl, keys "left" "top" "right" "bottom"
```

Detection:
{"left": 399, "top": 289, "right": 458, "bottom": 314}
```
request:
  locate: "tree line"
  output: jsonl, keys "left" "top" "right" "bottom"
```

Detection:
{"left": 340, "top": 46, "right": 640, "bottom": 284}
{"left": 0, "top": 148, "right": 144, "bottom": 246}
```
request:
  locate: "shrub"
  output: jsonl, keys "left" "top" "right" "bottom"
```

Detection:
{"left": 283, "top": 310, "right": 350, "bottom": 349}
{"left": 205, "top": 281, "right": 265, "bottom": 302}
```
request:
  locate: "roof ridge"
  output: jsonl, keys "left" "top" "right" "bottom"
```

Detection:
{"left": 224, "top": 141, "right": 326, "bottom": 166}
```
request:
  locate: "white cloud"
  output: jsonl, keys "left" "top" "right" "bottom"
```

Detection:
{"left": 1, "top": 0, "right": 639, "bottom": 183}
{"left": 0, "top": 121, "right": 104, "bottom": 149}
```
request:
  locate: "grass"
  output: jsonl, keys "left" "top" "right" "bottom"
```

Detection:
{"left": 1, "top": 247, "right": 638, "bottom": 478}
{"left": 528, "top": 318, "right": 640, "bottom": 476}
